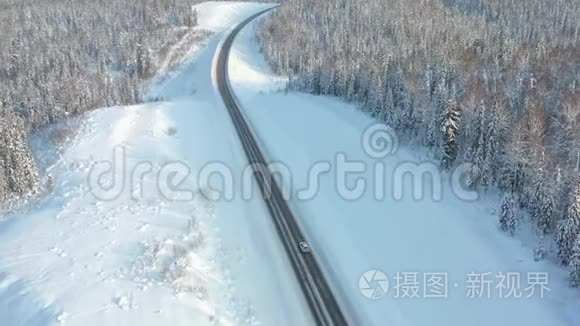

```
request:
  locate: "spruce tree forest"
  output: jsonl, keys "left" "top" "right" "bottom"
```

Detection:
{"left": 257, "top": 0, "right": 580, "bottom": 285}
{"left": 0, "top": 0, "right": 200, "bottom": 204}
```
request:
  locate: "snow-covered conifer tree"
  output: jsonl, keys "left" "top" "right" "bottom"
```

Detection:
{"left": 557, "top": 180, "right": 580, "bottom": 264}
{"left": 499, "top": 193, "right": 518, "bottom": 235}
{"left": 569, "top": 235, "right": 580, "bottom": 287}
{"left": 441, "top": 99, "right": 461, "bottom": 170}
{"left": 534, "top": 235, "right": 545, "bottom": 262}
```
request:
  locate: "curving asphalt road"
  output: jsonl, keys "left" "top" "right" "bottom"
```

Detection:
{"left": 214, "top": 7, "right": 350, "bottom": 326}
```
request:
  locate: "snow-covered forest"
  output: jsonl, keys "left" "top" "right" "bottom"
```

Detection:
{"left": 257, "top": 0, "right": 580, "bottom": 286}
{"left": 0, "top": 0, "right": 200, "bottom": 204}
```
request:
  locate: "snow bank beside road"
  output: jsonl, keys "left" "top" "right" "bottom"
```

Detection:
{"left": 0, "top": 102, "right": 234, "bottom": 326}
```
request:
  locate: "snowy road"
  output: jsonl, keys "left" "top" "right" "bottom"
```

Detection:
{"left": 215, "top": 7, "right": 348, "bottom": 325}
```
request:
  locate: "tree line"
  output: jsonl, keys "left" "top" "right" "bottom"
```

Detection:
{"left": 0, "top": 0, "right": 200, "bottom": 205}
{"left": 257, "top": 0, "right": 580, "bottom": 286}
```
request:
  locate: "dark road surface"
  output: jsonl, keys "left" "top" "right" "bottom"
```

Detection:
{"left": 214, "top": 7, "right": 350, "bottom": 326}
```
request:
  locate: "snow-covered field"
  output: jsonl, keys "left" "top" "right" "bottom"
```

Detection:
{"left": 228, "top": 15, "right": 580, "bottom": 326}
{"left": 0, "top": 3, "right": 311, "bottom": 326}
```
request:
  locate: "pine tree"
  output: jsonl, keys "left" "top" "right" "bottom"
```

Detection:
{"left": 554, "top": 167, "right": 568, "bottom": 219}
{"left": 529, "top": 166, "right": 542, "bottom": 214}
{"left": 569, "top": 235, "right": 580, "bottom": 287}
{"left": 467, "top": 102, "right": 487, "bottom": 188}
{"left": 543, "top": 193, "right": 556, "bottom": 233}
{"left": 440, "top": 99, "right": 461, "bottom": 170}
{"left": 381, "top": 88, "right": 394, "bottom": 124}
{"left": 346, "top": 75, "right": 356, "bottom": 101}
{"left": 311, "top": 65, "right": 322, "bottom": 96}
{"left": 425, "top": 76, "right": 447, "bottom": 149}
{"left": 475, "top": 128, "right": 488, "bottom": 186}
{"left": 425, "top": 111, "right": 437, "bottom": 147}
{"left": 534, "top": 235, "right": 546, "bottom": 262}
{"left": 499, "top": 193, "right": 517, "bottom": 235}
{"left": 557, "top": 217, "right": 580, "bottom": 265}
{"left": 0, "top": 151, "right": 7, "bottom": 203}
{"left": 136, "top": 39, "right": 152, "bottom": 79}
{"left": 423, "top": 65, "right": 436, "bottom": 100}
{"left": 484, "top": 102, "right": 501, "bottom": 185}
{"left": 557, "top": 183, "right": 580, "bottom": 264}
{"left": 534, "top": 186, "right": 556, "bottom": 235}
{"left": 189, "top": 8, "right": 198, "bottom": 27}
{"left": 388, "top": 64, "right": 411, "bottom": 129}
{"left": 508, "top": 205, "right": 518, "bottom": 236}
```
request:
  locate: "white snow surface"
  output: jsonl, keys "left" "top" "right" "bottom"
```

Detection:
{"left": 228, "top": 15, "right": 580, "bottom": 326}
{"left": 2, "top": 1, "right": 580, "bottom": 326}
{"left": 0, "top": 3, "right": 311, "bottom": 326}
